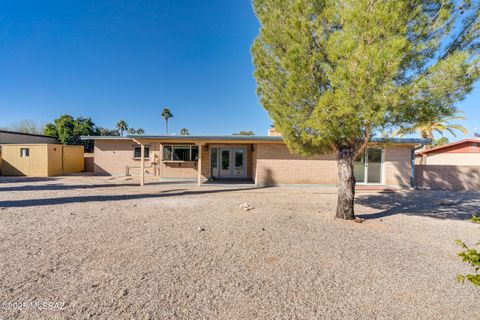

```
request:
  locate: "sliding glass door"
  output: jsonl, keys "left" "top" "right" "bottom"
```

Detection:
{"left": 354, "top": 148, "right": 383, "bottom": 184}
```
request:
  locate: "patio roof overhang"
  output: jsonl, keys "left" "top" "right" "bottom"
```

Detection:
{"left": 81, "top": 135, "right": 429, "bottom": 146}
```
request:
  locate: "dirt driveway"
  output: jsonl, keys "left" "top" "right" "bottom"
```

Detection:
{"left": 0, "top": 176, "right": 479, "bottom": 319}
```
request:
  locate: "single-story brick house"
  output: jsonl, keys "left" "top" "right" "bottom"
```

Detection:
{"left": 82, "top": 130, "right": 428, "bottom": 188}
{"left": 82, "top": 132, "right": 427, "bottom": 188}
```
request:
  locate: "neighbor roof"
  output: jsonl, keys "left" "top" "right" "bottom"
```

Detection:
{"left": 416, "top": 138, "right": 480, "bottom": 155}
{"left": 81, "top": 134, "right": 428, "bottom": 145}
{"left": 0, "top": 129, "right": 56, "bottom": 139}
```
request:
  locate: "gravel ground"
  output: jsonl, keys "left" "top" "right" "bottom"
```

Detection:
{"left": 0, "top": 176, "right": 479, "bottom": 320}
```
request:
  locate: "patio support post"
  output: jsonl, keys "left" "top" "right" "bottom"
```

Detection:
{"left": 140, "top": 143, "right": 145, "bottom": 186}
{"left": 197, "top": 143, "right": 204, "bottom": 186}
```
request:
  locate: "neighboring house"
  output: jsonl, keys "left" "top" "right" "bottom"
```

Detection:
{"left": 414, "top": 138, "right": 480, "bottom": 190}
{"left": 415, "top": 138, "right": 480, "bottom": 165}
{"left": 0, "top": 130, "right": 58, "bottom": 144}
{"left": 82, "top": 130, "right": 427, "bottom": 189}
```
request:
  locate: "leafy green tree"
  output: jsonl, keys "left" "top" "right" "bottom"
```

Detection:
{"left": 43, "top": 123, "right": 58, "bottom": 137}
{"left": 52, "top": 115, "right": 76, "bottom": 144}
{"left": 251, "top": 0, "right": 480, "bottom": 219}
{"left": 136, "top": 128, "right": 145, "bottom": 134}
{"left": 73, "top": 117, "right": 96, "bottom": 151}
{"left": 180, "top": 128, "right": 190, "bottom": 135}
{"left": 116, "top": 120, "right": 128, "bottom": 136}
{"left": 43, "top": 115, "right": 97, "bottom": 152}
{"left": 96, "top": 127, "right": 120, "bottom": 136}
{"left": 431, "top": 137, "right": 450, "bottom": 148}
{"left": 161, "top": 108, "right": 173, "bottom": 135}
{"left": 233, "top": 130, "right": 255, "bottom": 135}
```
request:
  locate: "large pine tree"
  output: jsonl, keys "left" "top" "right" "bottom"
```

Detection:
{"left": 251, "top": 0, "right": 480, "bottom": 219}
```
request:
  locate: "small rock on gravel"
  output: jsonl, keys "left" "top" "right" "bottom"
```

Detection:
{"left": 118, "top": 288, "right": 129, "bottom": 297}
{"left": 240, "top": 203, "right": 254, "bottom": 211}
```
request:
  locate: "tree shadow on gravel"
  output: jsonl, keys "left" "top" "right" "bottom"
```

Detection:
{"left": 0, "top": 180, "right": 197, "bottom": 192}
{"left": 0, "top": 177, "right": 57, "bottom": 184}
{"left": 0, "top": 187, "right": 261, "bottom": 208}
{"left": 356, "top": 190, "right": 480, "bottom": 221}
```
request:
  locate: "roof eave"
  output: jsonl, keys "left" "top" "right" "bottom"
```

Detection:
{"left": 81, "top": 135, "right": 428, "bottom": 145}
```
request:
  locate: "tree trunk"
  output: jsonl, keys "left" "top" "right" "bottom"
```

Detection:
{"left": 166, "top": 119, "right": 168, "bottom": 135}
{"left": 336, "top": 147, "right": 356, "bottom": 220}
{"left": 421, "top": 130, "right": 432, "bottom": 149}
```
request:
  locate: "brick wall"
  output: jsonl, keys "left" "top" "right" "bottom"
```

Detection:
{"left": 255, "top": 144, "right": 338, "bottom": 185}
{"left": 93, "top": 140, "right": 253, "bottom": 179}
{"left": 255, "top": 143, "right": 413, "bottom": 187}
{"left": 93, "top": 140, "right": 157, "bottom": 176}
{"left": 384, "top": 145, "right": 412, "bottom": 187}
{"left": 415, "top": 165, "right": 480, "bottom": 190}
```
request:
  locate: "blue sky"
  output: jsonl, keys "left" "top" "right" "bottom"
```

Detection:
{"left": 0, "top": 0, "right": 478, "bottom": 139}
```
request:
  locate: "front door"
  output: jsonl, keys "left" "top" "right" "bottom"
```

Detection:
{"left": 353, "top": 148, "right": 383, "bottom": 184}
{"left": 212, "top": 147, "right": 246, "bottom": 179}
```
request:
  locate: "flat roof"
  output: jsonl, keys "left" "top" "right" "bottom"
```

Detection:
{"left": 0, "top": 129, "right": 57, "bottom": 139}
{"left": 81, "top": 135, "right": 429, "bottom": 145}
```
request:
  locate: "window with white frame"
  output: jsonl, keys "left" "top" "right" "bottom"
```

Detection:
{"left": 133, "top": 146, "right": 150, "bottom": 159}
{"left": 162, "top": 145, "right": 198, "bottom": 161}
{"left": 20, "top": 148, "right": 30, "bottom": 157}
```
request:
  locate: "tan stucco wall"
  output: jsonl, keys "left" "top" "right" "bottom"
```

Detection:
{"left": 0, "top": 144, "right": 85, "bottom": 176}
{"left": 0, "top": 144, "right": 49, "bottom": 176}
{"left": 61, "top": 145, "right": 85, "bottom": 174}
{"left": 420, "top": 152, "right": 480, "bottom": 166}
{"left": 47, "top": 144, "right": 63, "bottom": 176}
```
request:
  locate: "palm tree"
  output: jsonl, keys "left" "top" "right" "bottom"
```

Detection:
{"left": 136, "top": 128, "right": 145, "bottom": 134}
{"left": 180, "top": 128, "right": 189, "bottom": 136}
{"left": 396, "top": 110, "right": 468, "bottom": 146}
{"left": 161, "top": 108, "right": 173, "bottom": 135}
{"left": 116, "top": 120, "right": 128, "bottom": 136}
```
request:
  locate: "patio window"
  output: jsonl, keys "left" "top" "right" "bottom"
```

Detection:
{"left": 162, "top": 145, "right": 198, "bottom": 161}
{"left": 133, "top": 146, "right": 150, "bottom": 159}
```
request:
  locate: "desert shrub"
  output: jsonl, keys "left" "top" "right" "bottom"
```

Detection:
{"left": 471, "top": 215, "right": 480, "bottom": 224}
{"left": 456, "top": 215, "right": 480, "bottom": 287}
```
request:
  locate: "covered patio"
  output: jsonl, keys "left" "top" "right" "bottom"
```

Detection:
{"left": 129, "top": 135, "right": 279, "bottom": 186}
